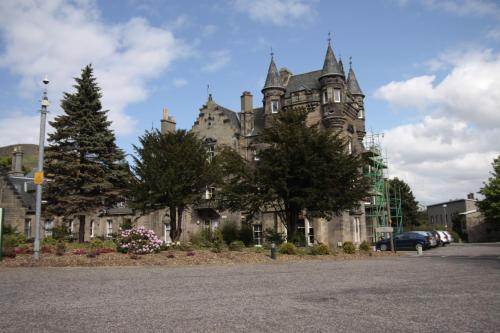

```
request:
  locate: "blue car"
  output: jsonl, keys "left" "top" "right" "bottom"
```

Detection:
{"left": 376, "top": 232, "right": 432, "bottom": 251}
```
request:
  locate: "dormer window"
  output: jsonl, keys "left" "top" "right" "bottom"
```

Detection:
{"left": 271, "top": 100, "right": 279, "bottom": 113}
{"left": 333, "top": 89, "right": 341, "bottom": 103}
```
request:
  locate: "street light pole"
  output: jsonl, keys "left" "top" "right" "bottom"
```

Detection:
{"left": 33, "top": 77, "right": 49, "bottom": 260}
{"left": 442, "top": 204, "right": 448, "bottom": 230}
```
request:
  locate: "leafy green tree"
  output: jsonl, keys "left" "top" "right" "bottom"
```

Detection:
{"left": 478, "top": 155, "right": 500, "bottom": 223}
{"left": 131, "top": 129, "right": 214, "bottom": 242}
{"left": 0, "top": 156, "right": 11, "bottom": 171}
{"left": 217, "top": 109, "right": 369, "bottom": 241}
{"left": 44, "top": 65, "right": 130, "bottom": 242}
{"left": 387, "top": 177, "right": 419, "bottom": 227}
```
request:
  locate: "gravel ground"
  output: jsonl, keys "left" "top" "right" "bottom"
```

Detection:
{"left": 0, "top": 243, "right": 499, "bottom": 333}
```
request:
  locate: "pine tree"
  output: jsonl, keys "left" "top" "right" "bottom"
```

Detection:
{"left": 217, "top": 109, "right": 370, "bottom": 241}
{"left": 131, "top": 129, "right": 215, "bottom": 242}
{"left": 478, "top": 156, "right": 500, "bottom": 223}
{"left": 44, "top": 65, "right": 129, "bottom": 242}
{"left": 388, "top": 177, "right": 419, "bottom": 227}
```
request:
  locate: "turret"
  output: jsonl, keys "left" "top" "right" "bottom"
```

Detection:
{"left": 319, "top": 37, "right": 345, "bottom": 106}
{"left": 262, "top": 52, "right": 285, "bottom": 115}
{"left": 347, "top": 59, "right": 365, "bottom": 141}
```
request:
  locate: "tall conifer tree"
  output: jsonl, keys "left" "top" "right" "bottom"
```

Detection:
{"left": 44, "top": 65, "right": 129, "bottom": 242}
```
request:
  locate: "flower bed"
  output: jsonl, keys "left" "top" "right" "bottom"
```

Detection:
{"left": 116, "top": 226, "right": 162, "bottom": 254}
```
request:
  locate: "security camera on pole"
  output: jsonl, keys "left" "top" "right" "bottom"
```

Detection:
{"left": 33, "top": 76, "right": 49, "bottom": 260}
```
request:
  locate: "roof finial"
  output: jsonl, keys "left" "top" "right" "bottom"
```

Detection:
{"left": 270, "top": 47, "right": 274, "bottom": 59}
{"left": 327, "top": 32, "right": 331, "bottom": 46}
{"left": 349, "top": 56, "right": 352, "bottom": 68}
{"left": 207, "top": 83, "right": 210, "bottom": 97}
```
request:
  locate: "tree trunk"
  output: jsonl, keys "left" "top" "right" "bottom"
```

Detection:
{"left": 286, "top": 206, "right": 299, "bottom": 242}
{"left": 78, "top": 215, "right": 85, "bottom": 243}
{"left": 176, "top": 205, "right": 184, "bottom": 241}
{"left": 169, "top": 206, "right": 178, "bottom": 242}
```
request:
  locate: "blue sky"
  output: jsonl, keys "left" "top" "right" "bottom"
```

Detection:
{"left": 1, "top": 0, "right": 499, "bottom": 205}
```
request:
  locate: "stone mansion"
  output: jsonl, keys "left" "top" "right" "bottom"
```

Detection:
{"left": 1, "top": 41, "right": 369, "bottom": 248}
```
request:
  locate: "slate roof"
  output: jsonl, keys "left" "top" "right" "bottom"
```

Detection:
{"left": 1, "top": 171, "right": 36, "bottom": 212}
{"left": 217, "top": 105, "right": 240, "bottom": 129}
{"left": 263, "top": 57, "right": 284, "bottom": 91}
{"left": 284, "top": 70, "right": 322, "bottom": 97}
{"left": 347, "top": 66, "right": 364, "bottom": 96}
{"left": 320, "top": 44, "right": 343, "bottom": 78}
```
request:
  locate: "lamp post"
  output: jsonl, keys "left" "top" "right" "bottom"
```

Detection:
{"left": 442, "top": 204, "right": 448, "bottom": 230}
{"left": 33, "top": 77, "right": 49, "bottom": 260}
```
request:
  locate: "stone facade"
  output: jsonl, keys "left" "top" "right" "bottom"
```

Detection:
{"left": 183, "top": 42, "right": 369, "bottom": 248}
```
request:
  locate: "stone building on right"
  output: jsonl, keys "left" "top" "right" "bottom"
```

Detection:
{"left": 427, "top": 194, "right": 500, "bottom": 242}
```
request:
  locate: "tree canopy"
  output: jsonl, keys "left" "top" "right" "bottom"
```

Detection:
{"left": 478, "top": 155, "right": 500, "bottom": 223}
{"left": 131, "top": 129, "right": 215, "bottom": 242}
{"left": 387, "top": 177, "right": 419, "bottom": 227}
{"left": 218, "top": 109, "right": 370, "bottom": 240}
{"left": 44, "top": 65, "right": 130, "bottom": 242}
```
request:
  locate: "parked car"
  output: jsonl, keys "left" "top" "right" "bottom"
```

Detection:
{"left": 414, "top": 231, "right": 438, "bottom": 247}
{"left": 436, "top": 231, "right": 450, "bottom": 246}
{"left": 376, "top": 232, "right": 432, "bottom": 251}
{"left": 443, "top": 231, "right": 454, "bottom": 243}
{"left": 427, "top": 230, "right": 442, "bottom": 247}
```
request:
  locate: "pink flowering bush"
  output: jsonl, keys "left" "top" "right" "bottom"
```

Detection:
{"left": 117, "top": 226, "right": 162, "bottom": 255}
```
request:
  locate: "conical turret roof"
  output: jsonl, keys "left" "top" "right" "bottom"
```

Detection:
{"left": 320, "top": 43, "right": 343, "bottom": 78}
{"left": 347, "top": 62, "right": 364, "bottom": 96}
{"left": 262, "top": 55, "right": 284, "bottom": 91}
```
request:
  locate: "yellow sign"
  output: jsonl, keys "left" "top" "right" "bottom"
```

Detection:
{"left": 34, "top": 171, "right": 44, "bottom": 185}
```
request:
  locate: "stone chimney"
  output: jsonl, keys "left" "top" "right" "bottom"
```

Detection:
{"left": 467, "top": 193, "right": 475, "bottom": 200}
{"left": 9, "top": 146, "right": 24, "bottom": 177}
{"left": 240, "top": 91, "right": 254, "bottom": 136}
{"left": 160, "top": 107, "right": 176, "bottom": 134}
{"left": 279, "top": 67, "right": 293, "bottom": 87}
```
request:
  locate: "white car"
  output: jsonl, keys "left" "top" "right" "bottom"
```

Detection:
{"left": 436, "top": 230, "right": 450, "bottom": 246}
{"left": 443, "top": 231, "right": 454, "bottom": 243}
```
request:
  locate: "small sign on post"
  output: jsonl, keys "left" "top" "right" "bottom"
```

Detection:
{"left": 375, "top": 227, "right": 393, "bottom": 233}
{"left": 34, "top": 171, "right": 44, "bottom": 185}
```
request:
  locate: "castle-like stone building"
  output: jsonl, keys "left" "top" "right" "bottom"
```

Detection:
{"left": 185, "top": 41, "right": 368, "bottom": 247}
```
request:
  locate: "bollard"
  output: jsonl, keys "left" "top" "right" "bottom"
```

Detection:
{"left": 271, "top": 242, "right": 277, "bottom": 260}
{"left": 416, "top": 244, "right": 423, "bottom": 256}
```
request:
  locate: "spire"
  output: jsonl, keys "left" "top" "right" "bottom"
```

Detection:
{"left": 320, "top": 34, "right": 343, "bottom": 79}
{"left": 339, "top": 55, "right": 345, "bottom": 77}
{"left": 347, "top": 57, "right": 364, "bottom": 96}
{"left": 262, "top": 51, "right": 284, "bottom": 92}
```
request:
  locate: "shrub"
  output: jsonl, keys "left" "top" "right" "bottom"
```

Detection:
{"left": 211, "top": 228, "right": 225, "bottom": 253}
{"left": 89, "top": 239, "right": 104, "bottom": 250}
{"left": 279, "top": 242, "right": 297, "bottom": 255}
{"left": 102, "top": 240, "right": 116, "bottom": 249}
{"left": 311, "top": 243, "right": 330, "bottom": 255}
{"left": 2, "top": 234, "right": 20, "bottom": 248}
{"left": 177, "top": 242, "right": 194, "bottom": 251}
{"left": 41, "top": 245, "right": 54, "bottom": 254}
{"left": 254, "top": 246, "right": 263, "bottom": 253}
{"left": 3, "top": 247, "right": 16, "bottom": 258}
{"left": 42, "top": 237, "right": 57, "bottom": 246}
{"left": 239, "top": 224, "right": 254, "bottom": 246}
{"left": 116, "top": 226, "right": 162, "bottom": 254}
{"left": 264, "top": 228, "right": 285, "bottom": 245}
{"left": 2, "top": 224, "right": 17, "bottom": 235}
{"left": 229, "top": 240, "right": 245, "bottom": 251}
{"left": 189, "top": 229, "right": 213, "bottom": 248}
{"left": 359, "top": 240, "right": 371, "bottom": 252}
{"left": 120, "top": 219, "right": 133, "bottom": 230}
{"left": 449, "top": 230, "right": 461, "bottom": 243}
{"left": 290, "top": 232, "right": 306, "bottom": 247}
{"left": 342, "top": 241, "right": 356, "bottom": 254}
{"left": 15, "top": 245, "right": 33, "bottom": 254}
{"left": 221, "top": 221, "right": 239, "bottom": 245}
{"left": 55, "top": 241, "right": 66, "bottom": 256}
{"left": 51, "top": 225, "right": 70, "bottom": 241}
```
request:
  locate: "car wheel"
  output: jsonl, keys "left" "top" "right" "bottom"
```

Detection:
{"left": 380, "top": 244, "right": 388, "bottom": 251}
{"left": 416, "top": 243, "right": 423, "bottom": 251}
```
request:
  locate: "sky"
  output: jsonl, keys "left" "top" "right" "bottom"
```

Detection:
{"left": 0, "top": 0, "right": 499, "bottom": 206}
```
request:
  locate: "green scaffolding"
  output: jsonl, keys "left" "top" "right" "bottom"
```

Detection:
{"left": 363, "top": 133, "right": 388, "bottom": 244}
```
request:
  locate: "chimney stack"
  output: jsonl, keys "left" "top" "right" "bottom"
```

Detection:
{"left": 240, "top": 92, "right": 254, "bottom": 137}
{"left": 9, "top": 145, "right": 24, "bottom": 177}
{"left": 160, "top": 107, "right": 176, "bottom": 134}
{"left": 467, "top": 193, "right": 475, "bottom": 200}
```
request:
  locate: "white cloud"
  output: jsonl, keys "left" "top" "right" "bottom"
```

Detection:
{"left": 0, "top": 113, "right": 44, "bottom": 147}
{"left": 376, "top": 49, "right": 500, "bottom": 204}
{"left": 383, "top": 116, "right": 499, "bottom": 205}
{"left": 173, "top": 78, "right": 188, "bottom": 87}
{"left": 0, "top": 0, "right": 190, "bottom": 144}
{"left": 202, "top": 50, "right": 231, "bottom": 72}
{"left": 233, "top": 0, "right": 314, "bottom": 26}
{"left": 375, "top": 49, "right": 500, "bottom": 129}
{"left": 202, "top": 24, "right": 217, "bottom": 37}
